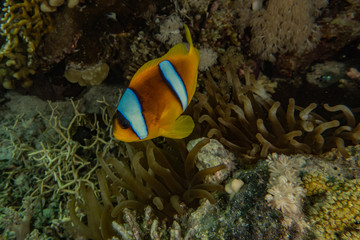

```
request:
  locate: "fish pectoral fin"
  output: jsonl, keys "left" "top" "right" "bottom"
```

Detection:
{"left": 160, "top": 115, "right": 195, "bottom": 139}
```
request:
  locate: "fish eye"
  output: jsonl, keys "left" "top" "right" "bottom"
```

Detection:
{"left": 115, "top": 111, "right": 131, "bottom": 129}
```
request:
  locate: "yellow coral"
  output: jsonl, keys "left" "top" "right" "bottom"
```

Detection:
{"left": 340, "top": 230, "right": 360, "bottom": 240}
{"left": 305, "top": 175, "right": 360, "bottom": 239}
{"left": 0, "top": 0, "right": 53, "bottom": 88}
{"left": 1, "top": 0, "right": 53, "bottom": 55}
{"left": 302, "top": 171, "right": 329, "bottom": 196}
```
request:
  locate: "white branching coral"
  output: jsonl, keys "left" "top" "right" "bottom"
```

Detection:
{"left": 265, "top": 153, "right": 307, "bottom": 229}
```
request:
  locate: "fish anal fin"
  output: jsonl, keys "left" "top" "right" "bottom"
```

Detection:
{"left": 160, "top": 115, "right": 194, "bottom": 139}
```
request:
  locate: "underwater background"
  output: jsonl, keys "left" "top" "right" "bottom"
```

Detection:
{"left": 0, "top": 0, "right": 360, "bottom": 239}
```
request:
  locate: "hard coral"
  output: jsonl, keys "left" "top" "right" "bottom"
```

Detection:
{"left": 304, "top": 172, "right": 360, "bottom": 239}
{"left": 302, "top": 171, "right": 328, "bottom": 196}
{"left": 0, "top": 0, "right": 53, "bottom": 89}
{"left": 29, "top": 99, "right": 110, "bottom": 196}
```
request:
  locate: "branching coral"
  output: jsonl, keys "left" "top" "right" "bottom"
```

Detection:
{"left": 28, "top": 99, "right": 114, "bottom": 196}
{"left": 192, "top": 49, "right": 360, "bottom": 158}
{"left": 303, "top": 171, "right": 360, "bottom": 239}
{"left": 0, "top": 0, "right": 53, "bottom": 89}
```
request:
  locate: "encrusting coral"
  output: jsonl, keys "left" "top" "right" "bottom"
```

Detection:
{"left": 303, "top": 171, "right": 360, "bottom": 239}
{"left": 0, "top": 0, "right": 53, "bottom": 89}
{"left": 191, "top": 48, "right": 360, "bottom": 158}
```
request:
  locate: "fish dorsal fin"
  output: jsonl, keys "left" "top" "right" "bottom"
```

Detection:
{"left": 160, "top": 115, "right": 194, "bottom": 139}
{"left": 132, "top": 24, "right": 197, "bottom": 80}
{"left": 161, "top": 24, "right": 198, "bottom": 59}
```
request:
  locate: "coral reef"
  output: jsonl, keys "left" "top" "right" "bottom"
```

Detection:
{"left": 0, "top": 85, "right": 123, "bottom": 238}
{"left": 8, "top": 94, "right": 225, "bottom": 239}
{"left": 263, "top": 150, "right": 360, "bottom": 239}
{"left": 1, "top": 0, "right": 360, "bottom": 239}
{"left": 302, "top": 171, "right": 328, "bottom": 196}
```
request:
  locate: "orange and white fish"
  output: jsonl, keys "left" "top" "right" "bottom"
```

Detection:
{"left": 113, "top": 25, "right": 200, "bottom": 142}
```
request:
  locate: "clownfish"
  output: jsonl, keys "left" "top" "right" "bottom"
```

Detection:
{"left": 113, "top": 24, "right": 200, "bottom": 142}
